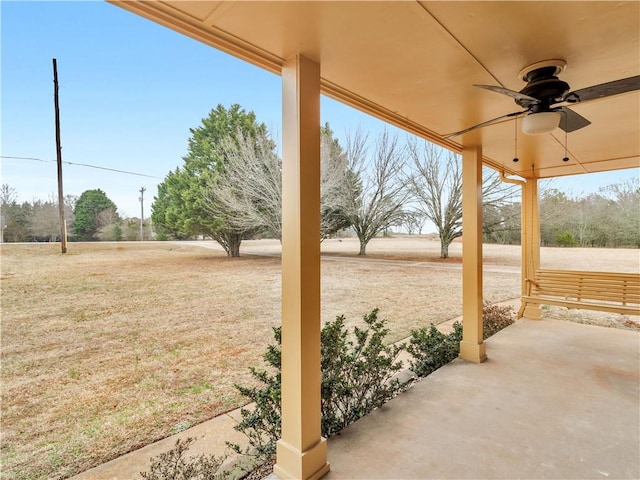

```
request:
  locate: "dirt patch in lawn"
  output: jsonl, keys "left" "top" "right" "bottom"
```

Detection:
{"left": 1, "top": 238, "right": 638, "bottom": 479}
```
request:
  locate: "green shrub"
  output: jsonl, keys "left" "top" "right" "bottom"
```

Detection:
{"left": 229, "top": 309, "right": 406, "bottom": 460}
{"left": 407, "top": 321, "right": 462, "bottom": 377}
{"left": 140, "top": 437, "right": 229, "bottom": 480}
{"left": 483, "top": 302, "right": 515, "bottom": 339}
{"left": 229, "top": 331, "right": 282, "bottom": 460}
{"left": 556, "top": 231, "right": 577, "bottom": 247}
{"left": 320, "top": 309, "right": 405, "bottom": 437}
{"left": 407, "top": 302, "right": 515, "bottom": 377}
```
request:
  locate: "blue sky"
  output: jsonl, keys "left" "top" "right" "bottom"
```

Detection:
{"left": 1, "top": 1, "right": 638, "bottom": 219}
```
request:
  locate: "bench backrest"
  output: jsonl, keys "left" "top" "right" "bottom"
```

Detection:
{"left": 532, "top": 269, "right": 640, "bottom": 306}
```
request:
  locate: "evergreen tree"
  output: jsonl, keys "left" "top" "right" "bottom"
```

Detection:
{"left": 152, "top": 104, "right": 267, "bottom": 256}
{"left": 73, "top": 189, "right": 119, "bottom": 241}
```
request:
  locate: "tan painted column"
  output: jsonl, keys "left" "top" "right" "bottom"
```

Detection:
{"left": 273, "top": 54, "right": 330, "bottom": 480}
{"left": 520, "top": 178, "right": 542, "bottom": 319}
{"left": 459, "top": 146, "right": 487, "bottom": 363}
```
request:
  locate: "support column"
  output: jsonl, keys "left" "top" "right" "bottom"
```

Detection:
{"left": 459, "top": 146, "right": 487, "bottom": 363}
{"left": 274, "top": 54, "right": 330, "bottom": 480}
{"left": 520, "top": 178, "right": 542, "bottom": 319}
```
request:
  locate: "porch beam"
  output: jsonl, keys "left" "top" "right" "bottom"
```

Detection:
{"left": 274, "top": 53, "right": 330, "bottom": 480}
{"left": 459, "top": 146, "right": 487, "bottom": 363}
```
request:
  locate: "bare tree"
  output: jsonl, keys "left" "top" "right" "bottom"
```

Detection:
{"left": 205, "top": 125, "right": 355, "bottom": 244}
{"left": 480, "top": 168, "right": 521, "bottom": 242}
{"left": 399, "top": 210, "right": 426, "bottom": 235}
{"left": 573, "top": 197, "right": 597, "bottom": 247}
{"left": 409, "top": 141, "right": 517, "bottom": 258}
{"left": 95, "top": 207, "right": 121, "bottom": 241}
{"left": 601, "top": 178, "right": 640, "bottom": 247}
{"left": 63, "top": 194, "right": 77, "bottom": 234}
{"left": 1, "top": 184, "right": 17, "bottom": 206}
{"left": 343, "top": 129, "right": 410, "bottom": 255}
{"left": 409, "top": 142, "right": 461, "bottom": 258}
{"left": 483, "top": 201, "right": 521, "bottom": 244}
{"left": 540, "top": 188, "right": 576, "bottom": 246}
{"left": 30, "top": 197, "right": 59, "bottom": 242}
{"left": 205, "top": 129, "right": 282, "bottom": 240}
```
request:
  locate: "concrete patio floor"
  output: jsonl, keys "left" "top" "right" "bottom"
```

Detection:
{"left": 324, "top": 318, "right": 639, "bottom": 480}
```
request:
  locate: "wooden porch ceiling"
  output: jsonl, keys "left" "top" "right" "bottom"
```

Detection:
{"left": 110, "top": 1, "right": 639, "bottom": 179}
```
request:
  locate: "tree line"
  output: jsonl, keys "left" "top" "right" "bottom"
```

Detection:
{"left": 482, "top": 181, "right": 640, "bottom": 248}
{"left": 149, "top": 104, "right": 521, "bottom": 257}
{"left": 0, "top": 185, "right": 151, "bottom": 243}
{"left": 2, "top": 103, "right": 637, "bottom": 252}
{"left": 150, "top": 103, "right": 639, "bottom": 256}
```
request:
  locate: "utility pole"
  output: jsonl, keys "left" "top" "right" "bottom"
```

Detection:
{"left": 139, "top": 187, "right": 146, "bottom": 241}
{"left": 53, "top": 58, "right": 67, "bottom": 254}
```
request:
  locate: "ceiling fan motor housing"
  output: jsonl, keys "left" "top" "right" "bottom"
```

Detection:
{"left": 517, "top": 66, "right": 570, "bottom": 108}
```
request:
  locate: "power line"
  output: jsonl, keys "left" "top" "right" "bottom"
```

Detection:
{"left": 1, "top": 156, "right": 46, "bottom": 162}
{"left": 0, "top": 155, "right": 162, "bottom": 179}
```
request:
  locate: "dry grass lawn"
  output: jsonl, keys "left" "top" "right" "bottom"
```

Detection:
{"left": 1, "top": 237, "right": 638, "bottom": 479}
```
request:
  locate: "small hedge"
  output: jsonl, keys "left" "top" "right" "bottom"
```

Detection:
{"left": 228, "top": 309, "right": 406, "bottom": 461}
{"left": 408, "top": 302, "right": 515, "bottom": 378}
{"left": 141, "top": 437, "right": 229, "bottom": 480}
{"left": 320, "top": 309, "right": 406, "bottom": 437}
{"left": 483, "top": 302, "right": 515, "bottom": 339}
{"left": 407, "top": 321, "right": 462, "bottom": 377}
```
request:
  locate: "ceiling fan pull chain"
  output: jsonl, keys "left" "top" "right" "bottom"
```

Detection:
{"left": 562, "top": 113, "right": 569, "bottom": 162}
{"left": 513, "top": 118, "right": 519, "bottom": 163}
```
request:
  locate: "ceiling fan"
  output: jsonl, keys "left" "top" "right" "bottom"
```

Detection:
{"left": 447, "top": 59, "right": 640, "bottom": 138}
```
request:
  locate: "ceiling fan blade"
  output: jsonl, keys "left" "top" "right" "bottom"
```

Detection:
{"left": 445, "top": 110, "right": 526, "bottom": 138}
{"left": 566, "top": 75, "right": 640, "bottom": 103}
{"left": 474, "top": 84, "right": 539, "bottom": 106}
{"left": 557, "top": 107, "right": 591, "bottom": 133}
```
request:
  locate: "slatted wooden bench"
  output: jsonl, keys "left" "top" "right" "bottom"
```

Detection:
{"left": 518, "top": 269, "right": 640, "bottom": 318}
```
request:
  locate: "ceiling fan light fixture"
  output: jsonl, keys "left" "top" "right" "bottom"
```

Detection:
{"left": 521, "top": 111, "right": 561, "bottom": 135}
